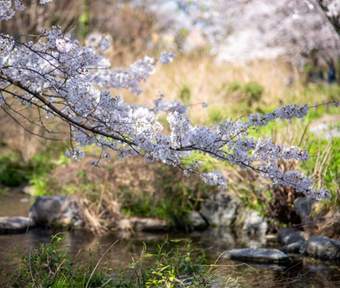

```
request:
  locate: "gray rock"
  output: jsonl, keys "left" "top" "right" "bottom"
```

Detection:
{"left": 200, "top": 192, "right": 240, "bottom": 227}
{"left": 0, "top": 216, "right": 35, "bottom": 234}
{"left": 186, "top": 211, "right": 207, "bottom": 229}
{"left": 223, "top": 248, "right": 292, "bottom": 264}
{"left": 281, "top": 241, "right": 306, "bottom": 254}
{"left": 299, "top": 242, "right": 307, "bottom": 254}
{"left": 29, "top": 195, "right": 84, "bottom": 227}
{"left": 129, "top": 217, "right": 167, "bottom": 232}
{"left": 277, "top": 227, "right": 305, "bottom": 245}
{"left": 243, "top": 212, "right": 268, "bottom": 236}
{"left": 306, "top": 237, "right": 340, "bottom": 260}
{"left": 117, "top": 219, "right": 133, "bottom": 231}
{"left": 294, "top": 197, "right": 314, "bottom": 219}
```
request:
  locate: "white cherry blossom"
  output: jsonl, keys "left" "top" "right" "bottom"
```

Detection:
{"left": 0, "top": 0, "right": 336, "bottom": 201}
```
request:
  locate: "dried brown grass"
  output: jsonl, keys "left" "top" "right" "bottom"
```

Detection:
{"left": 111, "top": 54, "right": 293, "bottom": 127}
{"left": 45, "top": 153, "right": 208, "bottom": 233}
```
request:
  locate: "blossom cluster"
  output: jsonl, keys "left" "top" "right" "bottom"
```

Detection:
{"left": 321, "top": 0, "right": 340, "bottom": 17}
{"left": 153, "top": 94, "right": 187, "bottom": 114}
{"left": 0, "top": 0, "right": 335, "bottom": 201}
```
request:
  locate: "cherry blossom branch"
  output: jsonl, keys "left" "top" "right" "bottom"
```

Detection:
{"left": 0, "top": 0, "right": 336, "bottom": 201}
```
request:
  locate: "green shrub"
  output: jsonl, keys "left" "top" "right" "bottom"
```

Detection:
{"left": 119, "top": 164, "right": 210, "bottom": 227}
{"left": 0, "top": 155, "right": 27, "bottom": 187}
{"left": 0, "top": 144, "right": 65, "bottom": 193}
{"left": 208, "top": 105, "right": 229, "bottom": 123}
{"left": 243, "top": 82, "right": 264, "bottom": 105}
{"left": 179, "top": 84, "right": 191, "bottom": 106}
{"left": 221, "top": 81, "right": 265, "bottom": 106}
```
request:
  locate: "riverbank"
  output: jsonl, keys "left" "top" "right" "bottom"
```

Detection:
{"left": 2, "top": 191, "right": 340, "bottom": 287}
{"left": 2, "top": 227, "right": 340, "bottom": 287}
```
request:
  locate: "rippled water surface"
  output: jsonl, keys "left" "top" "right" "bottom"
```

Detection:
{"left": 1, "top": 192, "right": 340, "bottom": 287}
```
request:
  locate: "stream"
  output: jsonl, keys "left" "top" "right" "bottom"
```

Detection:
{"left": 1, "top": 191, "right": 340, "bottom": 287}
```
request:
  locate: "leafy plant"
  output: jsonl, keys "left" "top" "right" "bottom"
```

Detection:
{"left": 128, "top": 238, "right": 212, "bottom": 287}
{"left": 0, "top": 155, "right": 27, "bottom": 187}
{"left": 1, "top": 234, "right": 218, "bottom": 288}
{"left": 243, "top": 82, "right": 264, "bottom": 105}
{"left": 0, "top": 143, "right": 65, "bottom": 191}
{"left": 220, "top": 81, "right": 265, "bottom": 106}
{"left": 119, "top": 164, "right": 208, "bottom": 227}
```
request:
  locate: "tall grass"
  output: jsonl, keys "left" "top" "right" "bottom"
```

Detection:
{"left": 0, "top": 233, "right": 232, "bottom": 288}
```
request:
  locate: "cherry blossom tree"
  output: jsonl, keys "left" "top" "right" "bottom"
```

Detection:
{"left": 144, "top": 1, "right": 339, "bottom": 65}
{"left": 0, "top": 0, "right": 337, "bottom": 201}
{"left": 0, "top": 0, "right": 79, "bottom": 41}
{"left": 205, "top": 0, "right": 340, "bottom": 65}
{"left": 316, "top": 0, "right": 340, "bottom": 36}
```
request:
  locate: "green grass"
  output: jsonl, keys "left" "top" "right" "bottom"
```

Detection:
{"left": 301, "top": 136, "right": 340, "bottom": 211}
{"left": 1, "top": 233, "right": 216, "bottom": 288}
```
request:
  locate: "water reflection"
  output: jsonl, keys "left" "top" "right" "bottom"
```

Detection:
{"left": 1, "top": 193, "right": 340, "bottom": 287}
{"left": 2, "top": 228, "right": 340, "bottom": 287}
{"left": 0, "top": 191, "right": 35, "bottom": 217}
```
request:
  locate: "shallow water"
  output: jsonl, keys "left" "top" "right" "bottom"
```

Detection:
{"left": 0, "top": 190, "right": 35, "bottom": 217}
{"left": 1, "top": 192, "right": 340, "bottom": 287}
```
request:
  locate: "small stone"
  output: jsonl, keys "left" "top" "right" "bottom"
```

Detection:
{"left": 281, "top": 241, "right": 306, "bottom": 254}
{"left": 277, "top": 227, "right": 305, "bottom": 245}
{"left": 129, "top": 217, "right": 167, "bottom": 232}
{"left": 223, "top": 248, "right": 292, "bottom": 264}
{"left": 306, "top": 237, "right": 340, "bottom": 260}
{"left": 0, "top": 216, "right": 35, "bottom": 234}
{"left": 294, "top": 197, "right": 314, "bottom": 219}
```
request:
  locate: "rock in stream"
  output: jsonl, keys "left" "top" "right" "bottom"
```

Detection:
{"left": 223, "top": 248, "right": 292, "bottom": 265}
{"left": 306, "top": 237, "right": 340, "bottom": 260}
{"left": 29, "top": 195, "right": 84, "bottom": 227}
{"left": 0, "top": 216, "right": 35, "bottom": 233}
